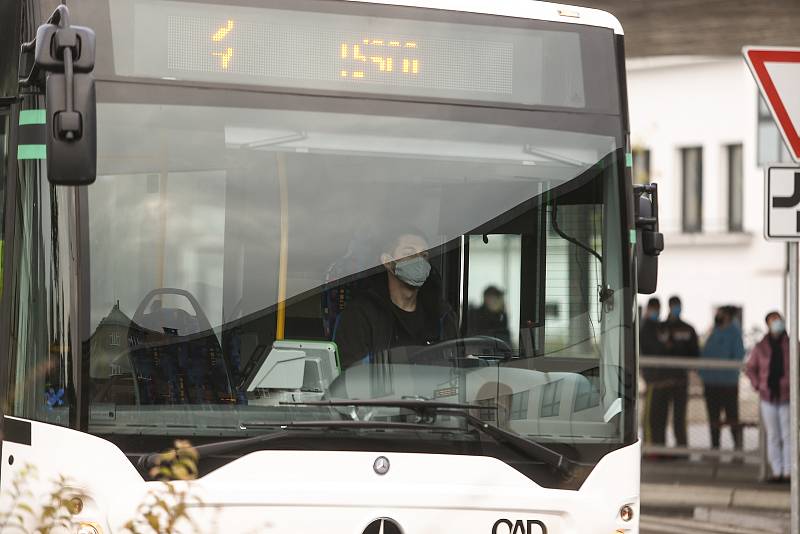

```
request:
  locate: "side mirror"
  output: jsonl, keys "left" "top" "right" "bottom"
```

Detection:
{"left": 19, "top": 5, "right": 97, "bottom": 185}
{"left": 635, "top": 184, "right": 665, "bottom": 294}
{"left": 46, "top": 71, "right": 96, "bottom": 185}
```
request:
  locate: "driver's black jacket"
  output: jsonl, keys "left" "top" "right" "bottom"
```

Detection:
{"left": 333, "top": 272, "right": 458, "bottom": 368}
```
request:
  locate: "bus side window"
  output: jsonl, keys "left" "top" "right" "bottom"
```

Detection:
{"left": 5, "top": 140, "right": 76, "bottom": 427}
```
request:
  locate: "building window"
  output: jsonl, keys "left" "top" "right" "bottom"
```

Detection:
{"left": 727, "top": 144, "right": 744, "bottom": 232}
{"left": 540, "top": 380, "right": 562, "bottom": 418}
{"left": 476, "top": 399, "right": 496, "bottom": 422}
{"left": 632, "top": 148, "right": 651, "bottom": 185}
{"left": 758, "top": 97, "right": 792, "bottom": 166}
{"left": 509, "top": 390, "right": 530, "bottom": 420}
{"left": 681, "top": 147, "right": 703, "bottom": 233}
{"left": 574, "top": 377, "right": 601, "bottom": 412}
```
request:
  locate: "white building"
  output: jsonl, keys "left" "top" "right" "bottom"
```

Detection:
{"left": 628, "top": 56, "right": 791, "bottom": 342}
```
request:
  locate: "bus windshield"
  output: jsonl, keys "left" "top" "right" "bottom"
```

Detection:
{"left": 82, "top": 97, "right": 628, "bottom": 447}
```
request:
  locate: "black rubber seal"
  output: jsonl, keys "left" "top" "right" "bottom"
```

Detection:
{"left": 3, "top": 417, "right": 31, "bottom": 446}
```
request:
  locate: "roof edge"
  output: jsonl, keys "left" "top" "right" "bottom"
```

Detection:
{"left": 343, "top": 0, "right": 624, "bottom": 35}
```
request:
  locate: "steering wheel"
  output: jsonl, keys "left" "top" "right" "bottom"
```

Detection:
{"left": 407, "top": 335, "right": 514, "bottom": 366}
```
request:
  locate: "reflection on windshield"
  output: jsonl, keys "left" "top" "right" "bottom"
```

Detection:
{"left": 86, "top": 102, "right": 627, "bottom": 450}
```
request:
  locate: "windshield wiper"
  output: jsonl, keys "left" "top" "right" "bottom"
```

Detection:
{"left": 136, "top": 419, "right": 449, "bottom": 473}
{"left": 284, "top": 399, "right": 578, "bottom": 477}
{"left": 281, "top": 399, "right": 487, "bottom": 414}
{"left": 139, "top": 401, "right": 580, "bottom": 479}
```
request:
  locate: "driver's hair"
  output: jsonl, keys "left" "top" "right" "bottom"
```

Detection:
{"left": 382, "top": 226, "right": 430, "bottom": 256}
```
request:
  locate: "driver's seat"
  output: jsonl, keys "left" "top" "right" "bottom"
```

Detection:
{"left": 129, "top": 288, "right": 235, "bottom": 405}
{"left": 140, "top": 304, "right": 200, "bottom": 337}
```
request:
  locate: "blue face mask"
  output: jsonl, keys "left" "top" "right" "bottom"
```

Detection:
{"left": 770, "top": 319, "right": 786, "bottom": 336}
{"left": 670, "top": 305, "right": 682, "bottom": 318}
{"left": 393, "top": 256, "right": 431, "bottom": 287}
{"left": 647, "top": 311, "right": 659, "bottom": 321}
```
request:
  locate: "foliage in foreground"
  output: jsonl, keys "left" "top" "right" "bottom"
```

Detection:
{"left": 0, "top": 440, "right": 207, "bottom": 534}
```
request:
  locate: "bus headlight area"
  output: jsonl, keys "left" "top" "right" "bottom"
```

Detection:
{"left": 619, "top": 504, "right": 635, "bottom": 522}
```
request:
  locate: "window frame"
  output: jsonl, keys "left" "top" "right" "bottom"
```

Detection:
{"left": 509, "top": 390, "right": 530, "bottom": 420}
{"left": 573, "top": 376, "right": 601, "bottom": 412}
{"left": 726, "top": 143, "right": 744, "bottom": 233}
{"left": 539, "top": 378, "right": 562, "bottom": 418}
{"left": 757, "top": 96, "right": 792, "bottom": 167}
{"left": 681, "top": 146, "right": 703, "bottom": 234}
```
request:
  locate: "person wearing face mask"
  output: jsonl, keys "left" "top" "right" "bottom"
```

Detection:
{"left": 649, "top": 295, "right": 699, "bottom": 453}
{"left": 333, "top": 230, "right": 458, "bottom": 368}
{"left": 699, "top": 306, "right": 745, "bottom": 454}
{"left": 746, "top": 311, "right": 791, "bottom": 483}
{"left": 639, "top": 297, "right": 669, "bottom": 449}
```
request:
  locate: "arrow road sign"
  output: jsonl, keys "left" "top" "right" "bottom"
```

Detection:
{"left": 744, "top": 47, "right": 800, "bottom": 163}
{"left": 765, "top": 166, "right": 800, "bottom": 240}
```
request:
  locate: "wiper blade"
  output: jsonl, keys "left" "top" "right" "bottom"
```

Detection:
{"left": 282, "top": 399, "right": 488, "bottom": 412}
{"left": 459, "top": 413, "right": 578, "bottom": 477}
{"left": 136, "top": 420, "right": 447, "bottom": 472}
{"left": 286, "top": 399, "right": 577, "bottom": 477}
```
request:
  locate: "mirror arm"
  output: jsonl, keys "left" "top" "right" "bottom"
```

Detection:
{"left": 17, "top": 40, "right": 39, "bottom": 89}
{"left": 50, "top": 6, "right": 83, "bottom": 141}
{"left": 47, "top": 4, "right": 70, "bottom": 27}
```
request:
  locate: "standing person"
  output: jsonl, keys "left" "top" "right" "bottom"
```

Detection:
{"left": 468, "top": 285, "right": 511, "bottom": 344}
{"left": 700, "top": 306, "right": 745, "bottom": 453}
{"left": 745, "top": 311, "right": 791, "bottom": 483}
{"left": 652, "top": 296, "right": 699, "bottom": 450}
{"left": 640, "top": 297, "right": 669, "bottom": 448}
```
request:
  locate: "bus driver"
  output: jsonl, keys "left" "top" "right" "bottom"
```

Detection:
{"left": 333, "top": 231, "right": 458, "bottom": 368}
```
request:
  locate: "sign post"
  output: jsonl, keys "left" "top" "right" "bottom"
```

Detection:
{"left": 747, "top": 45, "right": 800, "bottom": 533}
{"left": 791, "top": 244, "right": 798, "bottom": 534}
{"left": 765, "top": 166, "right": 800, "bottom": 532}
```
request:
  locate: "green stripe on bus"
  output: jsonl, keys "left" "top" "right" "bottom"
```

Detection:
{"left": 630, "top": 229, "right": 637, "bottom": 244}
{"left": 625, "top": 152, "right": 633, "bottom": 168}
{"left": 17, "top": 144, "right": 47, "bottom": 160}
{"left": 18, "top": 109, "right": 46, "bottom": 126}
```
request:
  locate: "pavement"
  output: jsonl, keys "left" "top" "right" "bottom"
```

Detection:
{"left": 642, "top": 458, "right": 790, "bottom": 510}
{"left": 640, "top": 458, "right": 790, "bottom": 533}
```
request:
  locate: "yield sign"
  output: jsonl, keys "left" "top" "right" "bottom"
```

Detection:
{"left": 744, "top": 47, "right": 800, "bottom": 163}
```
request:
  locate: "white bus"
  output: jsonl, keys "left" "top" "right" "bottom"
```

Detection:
{"left": 0, "top": 1, "right": 664, "bottom": 532}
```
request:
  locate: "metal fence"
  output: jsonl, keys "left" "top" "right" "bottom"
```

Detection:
{"left": 639, "top": 355, "right": 767, "bottom": 476}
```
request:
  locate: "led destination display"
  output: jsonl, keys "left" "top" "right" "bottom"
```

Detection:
{"left": 114, "top": 0, "right": 588, "bottom": 107}
{"left": 168, "top": 15, "right": 514, "bottom": 96}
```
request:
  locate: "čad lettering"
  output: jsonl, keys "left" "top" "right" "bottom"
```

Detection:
{"left": 491, "top": 519, "right": 547, "bottom": 534}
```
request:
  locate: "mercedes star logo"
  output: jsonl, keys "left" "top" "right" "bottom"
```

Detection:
{"left": 373, "top": 455, "right": 390, "bottom": 475}
{"left": 363, "top": 517, "right": 403, "bottom": 534}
